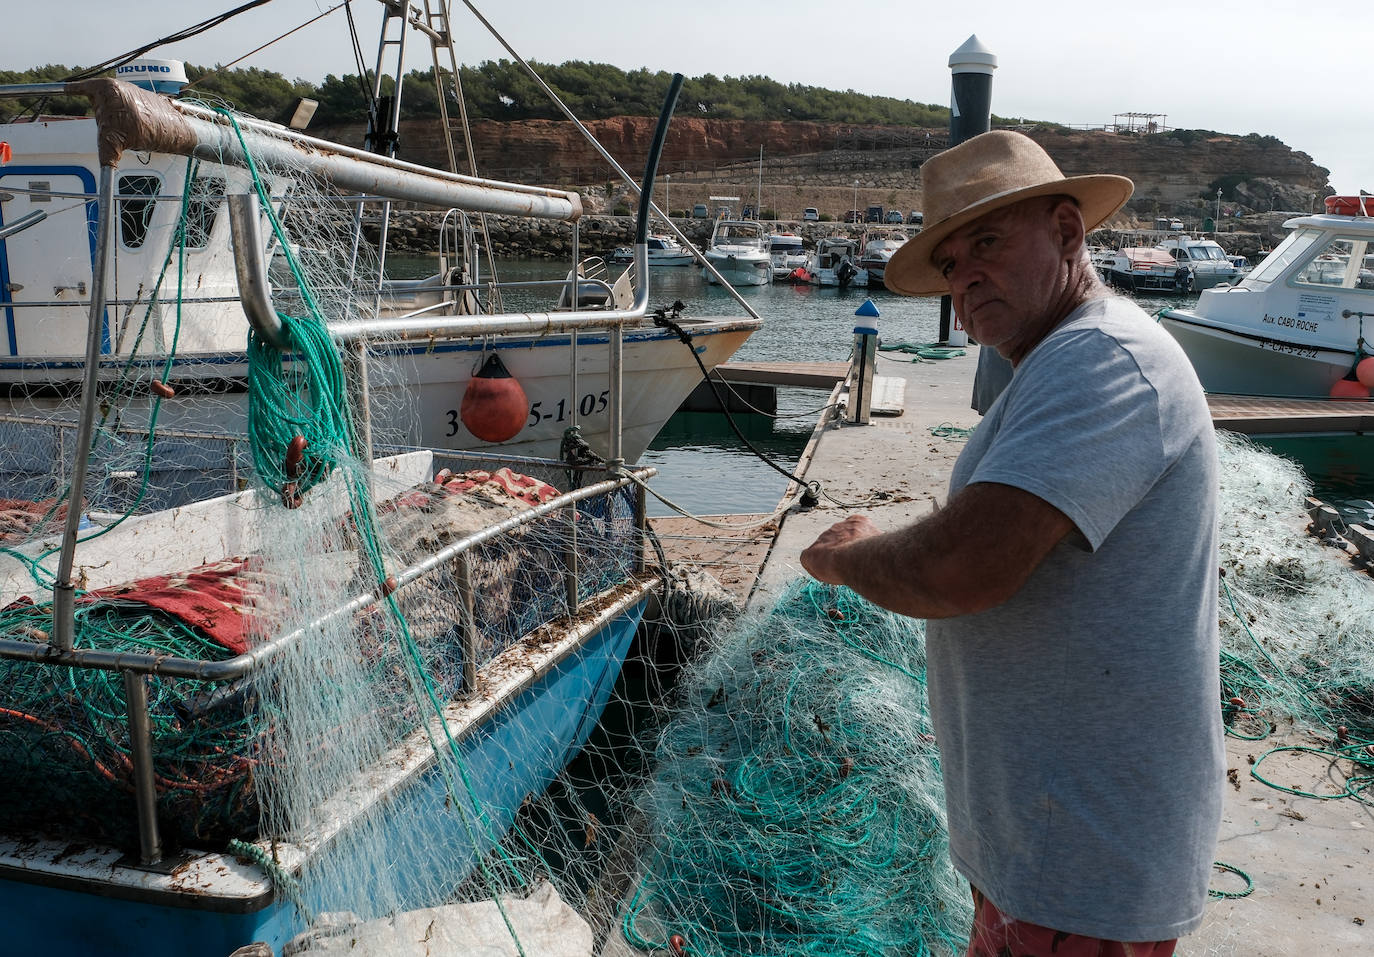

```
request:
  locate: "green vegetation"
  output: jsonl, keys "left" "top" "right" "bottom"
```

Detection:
{"left": 2, "top": 59, "right": 957, "bottom": 127}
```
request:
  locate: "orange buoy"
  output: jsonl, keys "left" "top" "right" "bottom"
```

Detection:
{"left": 1329, "top": 376, "right": 1370, "bottom": 399}
{"left": 460, "top": 353, "right": 528, "bottom": 442}
{"left": 1357, "top": 356, "right": 1374, "bottom": 389}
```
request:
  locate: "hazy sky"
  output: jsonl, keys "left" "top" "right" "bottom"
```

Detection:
{"left": 9, "top": 0, "right": 1372, "bottom": 195}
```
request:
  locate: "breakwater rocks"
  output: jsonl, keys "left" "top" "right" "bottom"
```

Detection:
{"left": 374, "top": 211, "right": 906, "bottom": 258}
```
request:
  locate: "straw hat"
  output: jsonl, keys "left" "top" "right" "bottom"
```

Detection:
{"left": 885, "top": 130, "right": 1134, "bottom": 296}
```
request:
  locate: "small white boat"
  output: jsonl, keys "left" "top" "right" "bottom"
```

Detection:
{"left": 0, "top": 87, "right": 757, "bottom": 464}
{"left": 1097, "top": 246, "right": 1194, "bottom": 294}
{"left": 768, "top": 233, "right": 808, "bottom": 281}
{"left": 858, "top": 229, "right": 907, "bottom": 287}
{"left": 1155, "top": 235, "right": 1243, "bottom": 290}
{"left": 1158, "top": 196, "right": 1374, "bottom": 398}
{"left": 609, "top": 233, "right": 695, "bottom": 266}
{"left": 805, "top": 237, "right": 868, "bottom": 288}
{"left": 702, "top": 219, "right": 772, "bottom": 286}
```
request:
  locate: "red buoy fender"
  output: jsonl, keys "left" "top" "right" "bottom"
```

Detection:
{"left": 1329, "top": 376, "right": 1371, "bottom": 400}
{"left": 460, "top": 353, "right": 529, "bottom": 442}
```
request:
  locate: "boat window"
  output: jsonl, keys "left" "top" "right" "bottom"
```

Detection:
{"left": 117, "top": 174, "right": 161, "bottom": 249}
{"left": 1292, "top": 238, "right": 1370, "bottom": 289}
{"left": 182, "top": 176, "right": 225, "bottom": 249}
{"left": 1245, "top": 227, "right": 1322, "bottom": 284}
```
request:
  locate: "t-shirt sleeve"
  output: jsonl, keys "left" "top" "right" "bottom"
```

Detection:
{"left": 967, "top": 329, "right": 1168, "bottom": 550}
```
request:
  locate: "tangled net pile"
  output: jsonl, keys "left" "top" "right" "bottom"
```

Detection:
{"left": 626, "top": 579, "right": 968, "bottom": 957}
{"left": 1213, "top": 431, "right": 1374, "bottom": 800}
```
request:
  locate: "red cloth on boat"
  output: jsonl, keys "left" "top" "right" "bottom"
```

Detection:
{"left": 84, "top": 558, "right": 258, "bottom": 655}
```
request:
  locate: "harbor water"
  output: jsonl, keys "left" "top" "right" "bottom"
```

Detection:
{"left": 396, "top": 257, "right": 1374, "bottom": 521}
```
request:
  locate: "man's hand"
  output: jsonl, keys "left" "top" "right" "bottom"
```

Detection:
{"left": 800, "top": 514, "right": 882, "bottom": 585}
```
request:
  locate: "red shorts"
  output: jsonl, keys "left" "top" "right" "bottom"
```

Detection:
{"left": 967, "top": 886, "right": 1178, "bottom": 957}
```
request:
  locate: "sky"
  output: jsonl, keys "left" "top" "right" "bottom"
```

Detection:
{"left": 7, "top": 0, "right": 1372, "bottom": 196}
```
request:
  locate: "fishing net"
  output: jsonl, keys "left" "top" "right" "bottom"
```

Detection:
{"left": 3, "top": 91, "right": 1374, "bottom": 957}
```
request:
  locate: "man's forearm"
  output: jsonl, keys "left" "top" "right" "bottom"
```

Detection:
{"left": 801, "top": 483, "right": 1074, "bottom": 619}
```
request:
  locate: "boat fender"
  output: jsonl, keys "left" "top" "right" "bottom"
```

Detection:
{"left": 460, "top": 353, "right": 529, "bottom": 442}
{"left": 1329, "top": 375, "right": 1371, "bottom": 400}
{"left": 1358, "top": 356, "right": 1374, "bottom": 389}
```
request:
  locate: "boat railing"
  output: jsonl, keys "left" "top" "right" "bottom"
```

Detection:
{"left": 0, "top": 412, "right": 656, "bottom": 865}
{"left": 0, "top": 74, "right": 684, "bottom": 865}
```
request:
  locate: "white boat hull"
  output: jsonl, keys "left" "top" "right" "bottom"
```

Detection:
{"left": 0, "top": 317, "right": 760, "bottom": 462}
{"left": 1159, "top": 311, "right": 1357, "bottom": 397}
{"left": 702, "top": 251, "right": 771, "bottom": 286}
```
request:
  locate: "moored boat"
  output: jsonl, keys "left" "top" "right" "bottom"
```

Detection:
{"left": 0, "top": 27, "right": 721, "bottom": 957}
{"left": 858, "top": 229, "right": 907, "bottom": 287}
{"left": 1097, "top": 246, "right": 1194, "bottom": 294}
{"left": 0, "top": 77, "right": 757, "bottom": 464}
{"left": 1158, "top": 196, "right": 1374, "bottom": 398}
{"left": 805, "top": 236, "right": 868, "bottom": 288}
{"left": 702, "top": 218, "right": 772, "bottom": 286}
{"left": 609, "top": 233, "right": 695, "bottom": 266}
{"left": 768, "top": 232, "right": 808, "bottom": 280}
{"left": 1155, "top": 235, "right": 1243, "bottom": 290}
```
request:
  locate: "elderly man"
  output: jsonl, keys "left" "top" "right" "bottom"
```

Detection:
{"left": 801, "top": 131, "right": 1223, "bottom": 956}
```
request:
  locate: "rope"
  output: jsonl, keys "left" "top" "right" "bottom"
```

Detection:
{"left": 879, "top": 341, "right": 967, "bottom": 361}
{"left": 1208, "top": 861, "right": 1253, "bottom": 899}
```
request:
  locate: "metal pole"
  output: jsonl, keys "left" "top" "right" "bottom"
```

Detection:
{"left": 564, "top": 504, "right": 580, "bottom": 615}
{"left": 608, "top": 326, "right": 624, "bottom": 470}
{"left": 52, "top": 164, "right": 114, "bottom": 652}
{"left": 123, "top": 671, "right": 164, "bottom": 866}
{"left": 940, "top": 35, "right": 998, "bottom": 344}
{"left": 455, "top": 555, "right": 477, "bottom": 693}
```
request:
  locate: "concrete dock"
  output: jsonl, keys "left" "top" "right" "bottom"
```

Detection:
{"left": 686, "top": 344, "right": 1371, "bottom": 955}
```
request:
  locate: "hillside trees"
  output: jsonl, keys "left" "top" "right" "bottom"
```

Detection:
{"left": 1, "top": 59, "right": 957, "bottom": 128}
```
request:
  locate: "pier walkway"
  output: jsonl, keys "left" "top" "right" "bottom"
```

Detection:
{"left": 697, "top": 345, "right": 1370, "bottom": 955}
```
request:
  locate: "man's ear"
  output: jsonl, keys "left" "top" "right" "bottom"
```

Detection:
{"left": 1051, "top": 199, "right": 1086, "bottom": 256}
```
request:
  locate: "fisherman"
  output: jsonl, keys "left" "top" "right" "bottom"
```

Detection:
{"left": 800, "top": 130, "right": 1223, "bottom": 956}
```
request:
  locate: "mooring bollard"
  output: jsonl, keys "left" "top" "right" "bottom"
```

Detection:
{"left": 848, "top": 324, "right": 878, "bottom": 425}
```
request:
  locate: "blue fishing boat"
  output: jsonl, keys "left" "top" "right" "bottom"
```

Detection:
{"left": 0, "top": 16, "right": 710, "bottom": 952}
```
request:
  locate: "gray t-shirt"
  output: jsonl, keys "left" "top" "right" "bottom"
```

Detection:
{"left": 926, "top": 296, "right": 1223, "bottom": 942}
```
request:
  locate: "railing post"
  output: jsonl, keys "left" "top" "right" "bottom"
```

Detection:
{"left": 564, "top": 503, "right": 580, "bottom": 615}
{"left": 634, "top": 482, "right": 648, "bottom": 575}
{"left": 455, "top": 555, "right": 477, "bottom": 693}
{"left": 123, "top": 670, "right": 164, "bottom": 866}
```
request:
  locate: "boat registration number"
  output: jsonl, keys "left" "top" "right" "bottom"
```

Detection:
{"left": 1257, "top": 338, "right": 1319, "bottom": 359}
{"left": 443, "top": 390, "right": 610, "bottom": 436}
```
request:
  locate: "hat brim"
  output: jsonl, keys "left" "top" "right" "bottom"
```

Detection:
{"left": 884, "top": 174, "right": 1134, "bottom": 296}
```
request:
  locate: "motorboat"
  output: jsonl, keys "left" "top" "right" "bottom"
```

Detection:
{"left": 768, "top": 232, "right": 808, "bottom": 281}
{"left": 702, "top": 218, "right": 772, "bottom": 286}
{"left": 609, "top": 233, "right": 695, "bottom": 266}
{"left": 805, "top": 236, "right": 868, "bottom": 288}
{"left": 1097, "top": 246, "right": 1194, "bottom": 294}
{"left": 1155, "top": 235, "right": 1243, "bottom": 290}
{"left": 858, "top": 229, "right": 908, "bottom": 287}
{"left": 1158, "top": 196, "right": 1374, "bottom": 397}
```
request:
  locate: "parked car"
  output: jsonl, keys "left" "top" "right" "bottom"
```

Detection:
{"left": 908, "top": 211, "right": 923, "bottom": 225}
{"left": 865, "top": 205, "right": 884, "bottom": 223}
{"left": 843, "top": 209, "right": 861, "bottom": 223}
{"left": 885, "top": 209, "right": 905, "bottom": 224}
{"left": 692, "top": 204, "right": 709, "bottom": 218}
{"left": 802, "top": 207, "right": 819, "bottom": 221}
